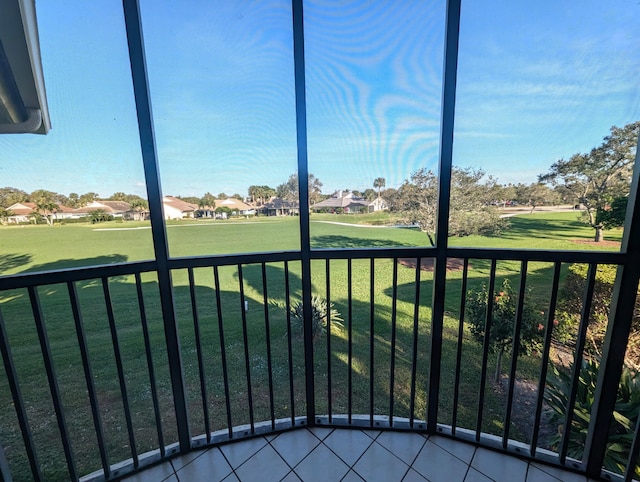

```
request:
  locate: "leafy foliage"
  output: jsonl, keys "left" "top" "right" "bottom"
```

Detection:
{"left": 597, "top": 196, "right": 628, "bottom": 230}
{"left": 88, "top": 209, "right": 113, "bottom": 223}
{"left": 0, "top": 187, "right": 28, "bottom": 208}
{"left": 545, "top": 359, "right": 640, "bottom": 477}
{"left": 276, "top": 173, "right": 323, "bottom": 206}
{"left": 556, "top": 264, "right": 640, "bottom": 368}
{"left": 466, "top": 279, "right": 545, "bottom": 383}
{"left": 289, "top": 296, "right": 343, "bottom": 342}
{"left": 391, "top": 167, "right": 507, "bottom": 245}
{"left": 540, "top": 121, "right": 639, "bottom": 241}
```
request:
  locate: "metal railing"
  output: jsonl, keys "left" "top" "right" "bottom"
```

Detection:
{"left": 1, "top": 0, "right": 639, "bottom": 480}
{"left": 0, "top": 245, "right": 639, "bottom": 480}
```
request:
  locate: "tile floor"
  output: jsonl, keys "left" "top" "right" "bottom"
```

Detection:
{"left": 121, "top": 428, "right": 597, "bottom": 482}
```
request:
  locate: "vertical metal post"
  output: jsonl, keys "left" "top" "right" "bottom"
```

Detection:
{"left": 122, "top": 0, "right": 191, "bottom": 451}
{"left": 291, "top": 0, "right": 315, "bottom": 425}
{"left": 427, "top": 0, "right": 462, "bottom": 432}
{"left": 585, "top": 132, "right": 640, "bottom": 477}
{"left": 0, "top": 309, "right": 39, "bottom": 481}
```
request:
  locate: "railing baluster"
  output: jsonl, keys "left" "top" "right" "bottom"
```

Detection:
{"left": 213, "top": 266, "right": 233, "bottom": 437}
{"left": 237, "top": 265, "right": 254, "bottom": 433}
{"left": 530, "top": 262, "right": 561, "bottom": 456}
{"left": 476, "top": 259, "right": 497, "bottom": 440}
{"left": 261, "top": 263, "right": 276, "bottom": 430}
{"left": 29, "top": 286, "right": 78, "bottom": 480}
{"left": 409, "top": 257, "right": 422, "bottom": 428}
{"left": 451, "top": 258, "right": 469, "bottom": 435}
{"left": 0, "top": 440, "right": 11, "bottom": 482}
{"left": 326, "top": 259, "right": 332, "bottom": 423}
{"left": 134, "top": 273, "right": 165, "bottom": 456}
{"left": 348, "top": 258, "right": 353, "bottom": 424}
{"left": 284, "top": 262, "right": 296, "bottom": 424}
{"left": 369, "top": 258, "right": 375, "bottom": 427}
{"left": 389, "top": 258, "right": 399, "bottom": 426}
{"left": 559, "top": 263, "right": 597, "bottom": 465}
{"left": 102, "top": 277, "right": 138, "bottom": 467}
{"left": 502, "top": 261, "right": 528, "bottom": 448}
{"left": 0, "top": 307, "right": 42, "bottom": 481}
{"left": 67, "top": 282, "right": 108, "bottom": 478}
{"left": 187, "top": 268, "right": 211, "bottom": 442}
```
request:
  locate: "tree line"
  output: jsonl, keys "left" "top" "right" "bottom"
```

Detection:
{"left": 1, "top": 121, "right": 636, "bottom": 239}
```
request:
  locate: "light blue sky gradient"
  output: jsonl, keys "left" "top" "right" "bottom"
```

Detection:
{"left": 0, "top": 0, "right": 638, "bottom": 199}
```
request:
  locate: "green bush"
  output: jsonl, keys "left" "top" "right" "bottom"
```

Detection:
{"left": 545, "top": 358, "right": 640, "bottom": 477}
{"left": 466, "top": 279, "right": 545, "bottom": 384}
{"left": 289, "top": 296, "right": 343, "bottom": 342}
{"left": 556, "top": 264, "right": 640, "bottom": 367}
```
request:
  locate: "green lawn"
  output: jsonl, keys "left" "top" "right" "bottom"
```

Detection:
{"left": 0, "top": 212, "right": 623, "bottom": 480}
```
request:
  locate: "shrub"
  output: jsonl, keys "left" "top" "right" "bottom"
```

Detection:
{"left": 545, "top": 358, "right": 640, "bottom": 477}
{"left": 556, "top": 264, "right": 640, "bottom": 368}
{"left": 289, "top": 296, "right": 343, "bottom": 342}
{"left": 466, "top": 279, "right": 545, "bottom": 384}
{"left": 88, "top": 209, "right": 113, "bottom": 224}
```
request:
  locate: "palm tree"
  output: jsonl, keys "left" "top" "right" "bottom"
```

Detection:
{"left": 129, "top": 199, "right": 149, "bottom": 221}
{"left": 373, "top": 177, "right": 386, "bottom": 198}
{"left": 35, "top": 200, "right": 59, "bottom": 226}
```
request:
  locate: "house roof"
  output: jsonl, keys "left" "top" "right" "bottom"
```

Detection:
{"left": 6, "top": 202, "right": 35, "bottom": 215}
{"left": 312, "top": 193, "right": 368, "bottom": 210}
{"left": 262, "top": 198, "right": 299, "bottom": 210}
{"left": 216, "top": 198, "right": 253, "bottom": 211}
{"left": 7, "top": 201, "right": 75, "bottom": 214}
{"left": 163, "top": 196, "right": 198, "bottom": 212}
{"left": 74, "top": 200, "right": 131, "bottom": 214}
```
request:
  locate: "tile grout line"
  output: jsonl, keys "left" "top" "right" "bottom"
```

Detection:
{"left": 324, "top": 429, "right": 377, "bottom": 480}
{"left": 429, "top": 435, "right": 479, "bottom": 467}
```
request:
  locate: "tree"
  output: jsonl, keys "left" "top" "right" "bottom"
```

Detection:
{"left": 248, "top": 185, "right": 275, "bottom": 205}
{"left": 540, "top": 121, "right": 639, "bottom": 242}
{"left": 393, "top": 168, "right": 438, "bottom": 244}
{"left": 276, "top": 173, "right": 323, "bottom": 206}
{"left": 0, "top": 207, "right": 13, "bottom": 224}
{"left": 30, "top": 190, "right": 60, "bottom": 226}
{"left": 67, "top": 193, "right": 80, "bottom": 208}
{"left": 597, "top": 196, "right": 628, "bottom": 230}
{"left": 177, "top": 195, "right": 200, "bottom": 205}
{"left": 89, "top": 209, "right": 112, "bottom": 224}
{"left": 217, "top": 193, "right": 228, "bottom": 200}
{"left": 466, "top": 279, "right": 545, "bottom": 384}
{"left": 373, "top": 177, "right": 386, "bottom": 198}
{"left": 448, "top": 168, "right": 506, "bottom": 237}
{"left": 514, "top": 182, "right": 559, "bottom": 213}
{"left": 362, "top": 188, "right": 376, "bottom": 201}
{"left": 78, "top": 192, "right": 99, "bottom": 207}
{"left": 129, "top": 198, "right": 149, "bottom": 221}
{"left": 393, "top": 167, "right": 506, "bottom": 245}
{"left": 0, "top": 187, "right": 27, "bottom": 208}
{"left": 199, "top": 192, "right": 216, "bottom": 209}
{"left": 109, "top": 192, "right": 128, "bottom": 201}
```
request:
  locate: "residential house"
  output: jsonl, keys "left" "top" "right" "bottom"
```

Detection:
{"left": 5, "top": 201, "right": 76, "bottom": 223}
{"left": 215, "top": 197, "right": 255, "bottom": 216}
{"left": 258, "top": 198, "right": 300, "bottom": 216}
{"left": 162, "top": 196, "right": 198, "bottom": 220}
{"left": 312, "top": 191, "right": 388, "bottom": 213}
{"left": 73, "top": 200, "right": 132, "bottom": 219}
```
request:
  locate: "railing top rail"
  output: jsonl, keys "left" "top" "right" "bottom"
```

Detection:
{"left": 0, "top": 260, "right": 158, "bottom": 291}
{"left": 0, "top": 246, "right": 626, "bottom": 291}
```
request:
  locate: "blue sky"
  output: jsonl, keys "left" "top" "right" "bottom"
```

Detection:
{"left": 0, "top": 0, "right": 638, "bottom": 199}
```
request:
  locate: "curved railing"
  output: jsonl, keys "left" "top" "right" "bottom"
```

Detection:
{"left": 1, "top": 247, "right": 638, "bottom": 481}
